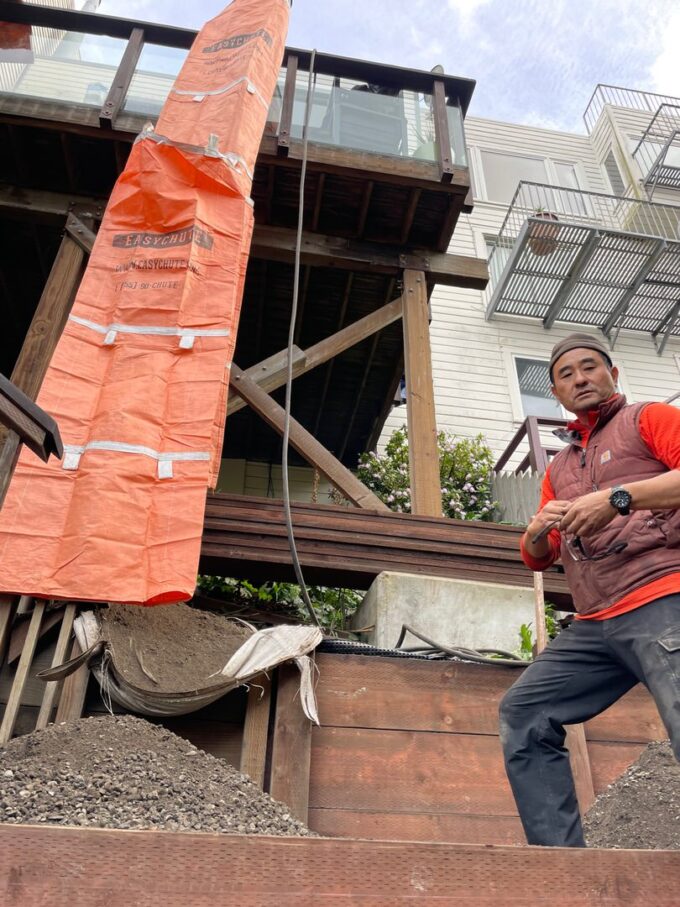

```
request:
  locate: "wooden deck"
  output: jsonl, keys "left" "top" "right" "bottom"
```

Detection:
{"left": 201, "top": 492, "right": 572, "bottom": 606}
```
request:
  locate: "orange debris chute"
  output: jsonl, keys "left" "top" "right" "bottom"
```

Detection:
{"left": 0, "top": 0, "right": 290, "bottom": 604}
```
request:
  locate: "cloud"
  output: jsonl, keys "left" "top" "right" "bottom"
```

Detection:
{"left": 650, "top": 7, "right": 680, "bottom": 96}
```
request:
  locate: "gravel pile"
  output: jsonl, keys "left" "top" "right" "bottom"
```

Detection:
{"left": 0, "top": 715, "right": 312, "bottom": 837}
{"left": 584, "top": 741, "right": 680, "bottom": 849}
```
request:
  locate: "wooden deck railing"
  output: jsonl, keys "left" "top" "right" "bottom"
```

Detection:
{"left": 494, "top": 416, "right": 566, "bottom": 475}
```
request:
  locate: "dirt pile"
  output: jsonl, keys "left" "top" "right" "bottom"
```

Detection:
{"left": 0, "top": 715, "right": 312, "bottom": 837}
{"left": 101, "top": 603, "right": 252, "bottom": 693}
{"left": 584, "top": 741, "right": 680, "bottom": 849}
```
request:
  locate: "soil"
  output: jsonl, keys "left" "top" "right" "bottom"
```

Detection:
{"left": 0, "top": 715, "right": 312, "bottom": 836}
{"left": 584, "top": 741, "right": 680, "bottom": 849}
{"left": 101, "top": 603, "right": 252, "bottom": 693}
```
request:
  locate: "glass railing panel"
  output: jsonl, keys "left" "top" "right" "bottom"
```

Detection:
{"left": 446, "top": 104, "right": 468, "bottom": 167}
{"left": 287, "top": 72, "right": 459, "bottom": 163}
{"left": 122, "top": 44, "right": 188, "bottom": 118}
{"left": 0, "top": 29, "right": 126, "bottom": 107}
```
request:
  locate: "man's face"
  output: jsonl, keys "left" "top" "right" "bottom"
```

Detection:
{"left": 551, "top": 347, "right": 619, "bottom": 416}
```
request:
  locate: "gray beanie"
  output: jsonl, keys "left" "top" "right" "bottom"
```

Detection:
{"left": 549, "top": 332, "right": 612, "bottom": 381}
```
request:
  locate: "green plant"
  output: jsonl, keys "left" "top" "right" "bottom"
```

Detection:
{"left": 356, "top": 425, "right": 496, "bottom": 521}
{"left": 516, "top": 602, "right": 562, "bottom": 661}
{"left": 196, "top": 575, "right": 362, "bottom": 634}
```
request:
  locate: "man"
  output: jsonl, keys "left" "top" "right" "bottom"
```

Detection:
{"left": 500, "top": 331, "right": 680, "bottom": 848}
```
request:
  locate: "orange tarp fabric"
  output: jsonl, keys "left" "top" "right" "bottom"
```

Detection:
{"left": 0, "top": 0, "right": 289, "bottom": 604}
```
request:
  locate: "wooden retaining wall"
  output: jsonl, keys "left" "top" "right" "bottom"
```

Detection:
{"left": 272, "top": 653, "right": 667, "bottom": 845}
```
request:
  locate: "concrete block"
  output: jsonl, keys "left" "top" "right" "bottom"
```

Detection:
{"left": 351, "top": 572, "right": 535, "bottom": 654}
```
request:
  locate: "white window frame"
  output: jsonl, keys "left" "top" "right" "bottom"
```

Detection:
{"left": 470, "top": 146, "right": 589, "bottom": 205}
{"left": 505, "top": 348, "right": 633, "bottom": 425}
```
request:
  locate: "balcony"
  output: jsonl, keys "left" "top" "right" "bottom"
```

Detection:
{"left": 632, "top": 104, "right": 680, "bottom": 194}
{"left": 485, "top": 181, "right": 680, "bottom": 354}
{"left": 583, "top": 84, "right": 680, "bottom": 134}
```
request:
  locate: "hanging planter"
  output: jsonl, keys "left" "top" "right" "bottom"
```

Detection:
{"left": 528, "top": 210, "right": 560, "bottom": 256}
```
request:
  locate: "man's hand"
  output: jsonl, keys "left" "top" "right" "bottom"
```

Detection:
{"left": 560, "top": 490, "right": 617, "bottom": 538}
{"left": 527, "top": 499, "right": 571, "bottom": 541}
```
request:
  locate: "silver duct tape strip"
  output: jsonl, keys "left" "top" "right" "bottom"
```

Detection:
{"left": 136, "top": 128, "right": 254, "bottom": 182}
{"left": 62, "top": 442, "right": 210, "bottom": 479}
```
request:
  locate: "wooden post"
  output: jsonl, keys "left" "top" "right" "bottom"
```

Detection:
{"left": 0, "top": 599, "right": 46, "bottom": 745}
{"left": 269, "top": 663, "right": 312, "bottom": 822}
{"left": 0, "top": 232, "right": 84, "bottom": 486}
{"left": 402, "top": 269, "right": 442, "bottom": 517}
{"left": 526, "top": 416, "right": 549, "bottom": 474}
{"left": 533, "top": 574, "right": 595, "bottom": 816}
{"left": 0, "top": 596, "right": 17, "bottom": 667}
{"left": 432, "top": 79, "right": 455, "bottom": 183}
{"left": 36, "top": 602, "right": 77, "bottom": 730}
{"left": 99, "top": 27, "right": 144, "bottom": 128}
{"left": 240, "top": 674, "right": 271, "bottom": 789}
{"left": 277, "top": 54, "right": 298, "bottom": 152}
{"left": 55, "top": 639, "right": 90, "bottom": 724}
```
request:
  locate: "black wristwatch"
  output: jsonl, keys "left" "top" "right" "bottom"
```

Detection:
{"left": 609, "top": 485, "right": 632, "bottom": 516}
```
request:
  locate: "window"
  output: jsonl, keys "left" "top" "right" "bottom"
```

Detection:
{"left": 479, "top": 150, "right": 548, "bottom": 204}
{"left": 604, "top": 149, "right": 626, "bottom": 196}
{"left": 514, "top": 357, "right": 564, "bottom": 419}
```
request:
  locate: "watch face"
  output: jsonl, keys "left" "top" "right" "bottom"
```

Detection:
{"left": 611, "top": 488, "right": 631, "bottom": 510}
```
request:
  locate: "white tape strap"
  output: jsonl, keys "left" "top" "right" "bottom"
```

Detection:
{"left": 172, "top": 76, "right": 269, "bottom": 111}
{"left": 62, "top": 442, "right": 210, "bottom": 480}
{"left": 69, "top": 315, "right": 229, "bottom": 348}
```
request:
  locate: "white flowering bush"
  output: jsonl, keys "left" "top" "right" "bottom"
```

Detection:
{"left": 357, "top": 425, "right": 496, "bottom": 520}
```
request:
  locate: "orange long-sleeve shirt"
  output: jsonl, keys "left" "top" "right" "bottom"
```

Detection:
{"left": 520, "top": 400, "right": 680, "bottom": 620}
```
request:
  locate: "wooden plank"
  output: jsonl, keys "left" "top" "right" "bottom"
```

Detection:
{"left": 1, "top": 824, "right": 679, "bottom": 907}
{"left": 0, "top": 232, "right": 84, "bottom": 488}
{"left": 250, "top": 224, "right": 489, "bottom": 289}
{"left": 269, "top": 662, "right": 312, "bottom": 823}
{"left": 308, "top": 809, "right": 524, "bottom": 846}
{"left": 8, "top": 606, "right": 63, "bottom": 664}
{"left": 229, "top": 364, "right": 389, "bottom": 511}
{"left": 314, "top": 654, "right": 520, "bottom": 734}
{"left": 0, "top": 599, "right": 45, "bottom": 744}
{"left": 55, "top": 639, "right": 90, "bottom": 724}
{"left": 402, "top": 270, "right": 442, "bottom": 517}
{"left": 99, "top": 27, "right": 145, "bottom": 128}
{"left": 309, "top": 725, "right": 517, "bottom": 814}
{"left": 35, "top": 602, "right": 77, "bottom": 730}
{"left": 0, "top": 596, "right": 17, "bottom": 668}
{"left": 400, "top": 187, "right": 421, "bottom": 244}
{"left": 0, "top": 184, "right": 106, "bottom": 224}
{"left": 240, "top": 674, "right": 271, "bottom": 788}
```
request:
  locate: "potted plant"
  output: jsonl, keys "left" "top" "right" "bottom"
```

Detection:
{"left": 528, "top": 208, "right": 560, "bottom": 256}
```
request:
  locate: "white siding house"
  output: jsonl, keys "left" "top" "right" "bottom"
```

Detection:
{"left": 380, "top": 86, "right": 680, "bottom": 476}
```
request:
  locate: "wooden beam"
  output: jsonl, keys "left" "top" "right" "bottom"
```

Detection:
{"left": 0, "top": 599, "right": 45, "bottom": 745}
{"left": 311, "top": 273, "right": 354, "bottom": 438}
{"left": 100, "top": 27, "right": 145, "bottom": 128}
{"left": 54, "top": 639, "right": 90, "bottom": 724}
{"left": 240, "top": 674, "right": 271, "bottom": 789}
{"left": 311, "top": 173, "right": 326, "bottom": 231}
{"left": 35, "top": 602, "right": 77, "bottom": 730}
{"left": 64, "top": 213, "right": 97, "bottom": 255}
{"left": 402, "top": 270, "right": 442, "bottom": 517}
{"left": 356, "top": 180, "right": 374, "bottom": 238}
{"left": 0, "top": 232, "right": 84, "bottom": 497}
{"left": 228, "top": 296, "right": 403, "bottom": 416}
{"left": 0, "top": 596, "right": 17, "bottom": 668}
{"left": 0, "top": 184, "right": 106, "bottom": 225}
{"left": 400, "top": 188, "right": 421, "bottom": 244}
{"left": 269, "top": 662, "right": 312, "bottom": 822}
{"left": 432, "top": 79, "right": 454, "bottom": 183}
{"left": 277, "top": 53, "right": 298, "bottom": 153}
{"left": 229, "top": 364, "right": 388, "bottom": 511}
{"left": 250, "top": 224, "right": 488, "bottom": 289}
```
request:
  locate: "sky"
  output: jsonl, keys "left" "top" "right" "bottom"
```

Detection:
{"left": 97, "top": 0, "right": 680, "bottom": 133}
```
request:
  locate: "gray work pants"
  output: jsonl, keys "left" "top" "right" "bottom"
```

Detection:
{"left": 498, "top": 593, "right": 680, "bottom": 847}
